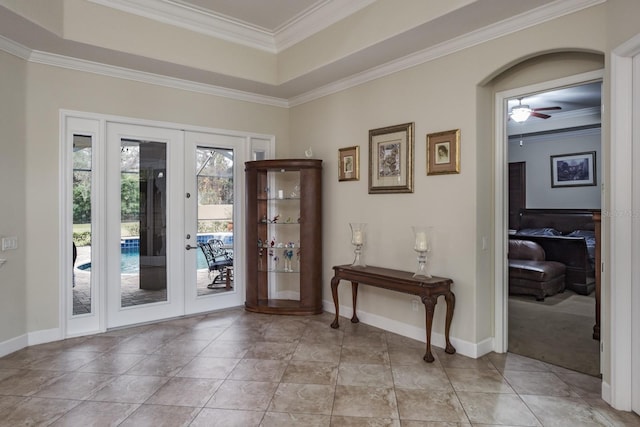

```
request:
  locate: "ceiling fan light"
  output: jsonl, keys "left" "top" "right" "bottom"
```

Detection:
{"left": 510, "top": 106, "right": 532, "bottom": 122}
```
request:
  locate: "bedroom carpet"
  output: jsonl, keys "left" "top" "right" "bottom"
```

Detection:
{"left": 508, "top": 290, "right": 600, "bottom": 377}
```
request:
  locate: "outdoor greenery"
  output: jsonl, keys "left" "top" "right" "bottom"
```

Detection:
{"left": 198, "top": 220, "right": 232, "bottom": 233}
{"left": 72, "top": 145, "right": 234, "bottom": 242}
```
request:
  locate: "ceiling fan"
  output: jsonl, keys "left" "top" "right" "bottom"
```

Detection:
{"left": 509, "top": 98, "right": 561, "bottom": 122}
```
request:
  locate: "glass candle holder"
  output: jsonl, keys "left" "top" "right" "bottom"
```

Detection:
{"left": 412, "top": 225, "right": 433, "bottom": 278}
{"left": 349, "top": 223, "right": 367, "bottom": 267}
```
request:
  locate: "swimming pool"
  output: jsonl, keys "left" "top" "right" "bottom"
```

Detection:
{"left": 77, "top": 248, "right": 209, "bottom": 273}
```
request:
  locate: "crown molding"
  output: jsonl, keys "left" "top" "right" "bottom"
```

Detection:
{"left": 289, "top": 0, "right": 606, "bottom": 106}
{"left": 0, "top": 35, "right": 30, "bottom": 60}
{"left": 27, "top": 49, "right": 289, "bottom": 108}
{"left": 274, "top": 0, "right": 377, "bottom": 52}
{"left": 88, "top": 0, "right": 375, "bottom": 53}
{"left": 89, "top": 0, "right": 276, "bottom": 52}
{"left": 508, "top": 124, "right": 601, "bottom": 143}
{"left": 0, "top": 0, "right": 604, "bottom": 109}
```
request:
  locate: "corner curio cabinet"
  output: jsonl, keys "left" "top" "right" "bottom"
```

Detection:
{"left": 245, "top": 159, "right": 323, "bottom": 315}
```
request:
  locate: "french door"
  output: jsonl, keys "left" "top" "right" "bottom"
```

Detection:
{"left": 65, "top": 113, "right": 272, "bottom": 335}
{"left": 183, "top": 131, "right": 245, "bottom": 314}
{"left": 106, "top": 123, "right": 185, "bottom": 328}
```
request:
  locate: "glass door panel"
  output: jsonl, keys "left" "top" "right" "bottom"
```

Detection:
{"left": 184, "top": 132, "right": 245, "bottom": 314}
{"left": 195, "top": 146, "right": 234, "bottom": 296}
{"left": 120, "top": 139, "right": 168, "bottom": 306}
{"left": 72, "top": 135, "right": 93, "bottom": 315}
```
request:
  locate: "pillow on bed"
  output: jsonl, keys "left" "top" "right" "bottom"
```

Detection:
{"left": 516, "top": 227, "right": 562, "bottom": 236}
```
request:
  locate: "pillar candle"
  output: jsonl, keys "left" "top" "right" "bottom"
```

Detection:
{"left": 415, "top": 231, "right": 428, "bottom": 251}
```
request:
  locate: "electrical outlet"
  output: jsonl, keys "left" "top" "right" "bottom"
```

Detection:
{"left": 411, "top": 300, "right": 420, "bottom": 312}
{"left": 1, "top": 237, "right": 18, "bottom": 251}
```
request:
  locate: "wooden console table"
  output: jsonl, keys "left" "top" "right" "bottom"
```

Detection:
{"left": 330, "top": 264, "right": 455, "bottom": 362}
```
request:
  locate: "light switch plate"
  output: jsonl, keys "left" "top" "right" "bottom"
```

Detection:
{"left": 1, "top": 237, "right": 18, "bottom": 251}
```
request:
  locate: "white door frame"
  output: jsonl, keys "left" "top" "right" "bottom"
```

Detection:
{"left": 493, "top": 69, "right": 604, "bottom": 353}
{"left": 609, "top": 32, "right": 640, "bottom": 413}
{"left": 60, "top": 111, "right": 275, "bottom": 337}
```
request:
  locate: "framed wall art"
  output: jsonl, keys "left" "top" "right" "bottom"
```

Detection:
{"left": 368, "top": 122, "right": 414, "bottom": 194}
{"left": 338, "top": 145, "right": 360, "bottom": 181}
{"left": 550, "top": 151, "right": 596, "bottom": 188}
{"left": 427, "top": 129, "right": 460, "bottom": 175}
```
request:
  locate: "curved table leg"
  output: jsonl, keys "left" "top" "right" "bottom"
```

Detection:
{"left": 330, "top": 275, "right": 341, "bottom": 329}
{"left": 350, "top": 282, "right": 360, "bottom": 324}
{"left": 444, "top": 291, "right": 456, "bottom": 355}
{"left": 422, "top": 296, "right": 437, "bottom": 362}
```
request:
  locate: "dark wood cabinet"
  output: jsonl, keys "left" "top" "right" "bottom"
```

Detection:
{"left": 244, "top": 159, "right": 323, "bottom": 315}
{"left": 508, "top": 162, "right": 526, "bottom": 230}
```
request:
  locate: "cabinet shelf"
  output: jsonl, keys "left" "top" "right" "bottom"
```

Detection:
{"left": 245, "top": 159, "right": 323, "bottom": 315}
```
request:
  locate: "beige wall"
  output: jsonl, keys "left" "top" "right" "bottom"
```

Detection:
{"left": 0, "top": 50, "right": 27, "bottom": 343}
{"left": 22, "top": 63, "right": 289, "bottom": 333}
{"left": 289, "top": 5, "right": 608, "bottom": 346}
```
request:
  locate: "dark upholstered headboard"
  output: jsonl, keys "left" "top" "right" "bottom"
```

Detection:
{"left": 518, "top": 209, "right": 599, "bottom": 234}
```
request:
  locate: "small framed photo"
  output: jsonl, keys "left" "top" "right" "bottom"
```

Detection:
{"left": 427, "top": 129, "right": 460, "bottom": 175}
{"left": 550, "top": 151, "right": 596, "bottom": 188}
{"left": 338, "top": 146, "right": 360, "bottom": 181}
{"left": 368, "top": 122, "right": 414, "bottom": 194}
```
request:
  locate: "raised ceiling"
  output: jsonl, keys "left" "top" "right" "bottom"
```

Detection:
{"left": 0, "top": 0, "right": 604, "bottom": 106}
{"left": 171, "top": 0, "right": 329, "bottom": 32}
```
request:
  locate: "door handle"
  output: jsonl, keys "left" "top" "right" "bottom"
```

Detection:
{"left": 185, "top": 244, "right": 198, "bottom": 250}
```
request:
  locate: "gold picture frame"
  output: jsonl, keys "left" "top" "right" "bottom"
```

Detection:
{"left": 338, "top": 146, "right": 360, "bottom": 181}
{"left": 368, "top": 122, "right": 414, "bottom": 194}
{"left": 427, "top": 129, "right": 460, "bottom": 175}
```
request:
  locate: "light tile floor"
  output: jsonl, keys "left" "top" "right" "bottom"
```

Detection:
{"left": 0, "top": 308, "right": 639, "bottom": 426}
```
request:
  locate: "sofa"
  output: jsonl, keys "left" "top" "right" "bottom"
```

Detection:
{"left": 508, "top": 239, "right": 566, "bottom": 301}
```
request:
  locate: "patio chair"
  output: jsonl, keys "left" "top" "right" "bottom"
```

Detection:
{"left": 199, "top": 239, "right": 233, "bottom": 289}
{"left": 72, "top": 242, "right": 77, "bottom": 288}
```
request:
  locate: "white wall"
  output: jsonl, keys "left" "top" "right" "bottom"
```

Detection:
{"left": 509, "top": 128, "right": 601, "bottom": 209}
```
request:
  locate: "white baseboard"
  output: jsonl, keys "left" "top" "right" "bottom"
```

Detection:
{"left": 601, "top": 380, "right": 611, "bottom": 405}
{"left": 27, "top": 327, "right": 62, "bottom": 346}
{"left": 0, "top": 333, "right": 28, "bottom": 357}
{"left": 322, "top": 299, "right": 482, "bottom": 359}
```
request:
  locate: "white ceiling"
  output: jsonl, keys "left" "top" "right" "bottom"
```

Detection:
{"left": 506, "top": 81, "right": 602, "bottom": 135}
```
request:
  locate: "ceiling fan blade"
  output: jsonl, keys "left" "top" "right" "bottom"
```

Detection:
{"left": 530, "top": 112, "right": 551, "bottom": 119}
{"left": 531, "top": 106, "right": 561, "bottom": 111}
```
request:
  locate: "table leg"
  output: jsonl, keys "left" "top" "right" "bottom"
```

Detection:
{"left": 225, "top": 267, "right": 232, "bottom": 290}
{"left": 422, "top": 296, "right": 437, "bottom": 362}
{"left": 444, "top": 291, "right": 456, "bottom": 355}
{"left": 350, "top": 281, "right": 360, "bottom": 324}
{"left": 330, "top": 275, "right": 341, "bottom": 329}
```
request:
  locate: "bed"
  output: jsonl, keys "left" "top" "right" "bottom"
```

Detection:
{"left": 509, "top": 208, "right": 600, "bottom": 295}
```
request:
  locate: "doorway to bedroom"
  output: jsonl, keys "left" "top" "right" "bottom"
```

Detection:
{"left": 505, "top": 78, "right": 602, "bottom": 377}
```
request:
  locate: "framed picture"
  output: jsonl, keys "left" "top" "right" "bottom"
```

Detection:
{"left": 338, "top": 146, "right": 360, "bottom": 181}
{"left": 427, "top": 129, "right": 460, "bottom": 175}
{"left": 368, "top": 122, "right": 414, "bottom": 194}
{"left": 550, "top": 151, "right": 596, "bottom": 188}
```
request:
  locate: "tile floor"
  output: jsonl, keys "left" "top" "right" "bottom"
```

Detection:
{"left": 0, "top": 308, "right": 639, "bottom": 426}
